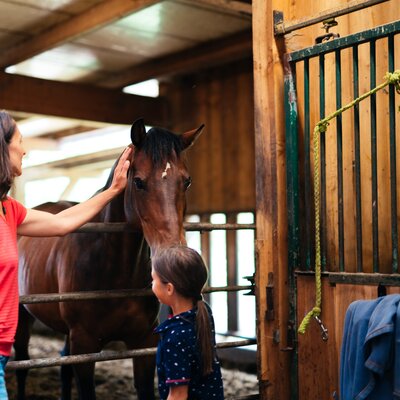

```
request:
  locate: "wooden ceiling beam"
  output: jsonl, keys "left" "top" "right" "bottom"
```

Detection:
{"left": 100, "top": 29, "right": 252, "bottom": 88}
{"left": 194, "top": 0, "right": 251, "bottom": 16}
{"left": 177, "top": 0, "right": 251, "bottom": 17}
{"left": 0, "top": 72, "right": 167, "bottom": 126}
{"left": 0, "top": 0, "right": 161, "bottom": 69}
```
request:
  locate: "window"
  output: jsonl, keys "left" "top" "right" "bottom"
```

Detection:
{"left": 185, "top": 212, "right": 256, "bottom": 339}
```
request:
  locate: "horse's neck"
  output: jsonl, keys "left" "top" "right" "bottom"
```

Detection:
{"left": 98, "top": 191, "right": 151, "bottom": 284}
{"left": 101, "top": 190, "right": 140, "bottom": 227}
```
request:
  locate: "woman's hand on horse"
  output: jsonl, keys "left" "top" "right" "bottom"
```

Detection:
{"left": 109, "top": 147, "right": 133, "bottom": 194}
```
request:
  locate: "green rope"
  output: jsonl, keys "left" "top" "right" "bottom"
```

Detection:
{"left": 298, "top": 70, "right": 400, "bottom": 336}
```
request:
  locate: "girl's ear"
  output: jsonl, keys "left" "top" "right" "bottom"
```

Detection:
{"left": 166, "top": 282, "right": 175, "bottom": 296}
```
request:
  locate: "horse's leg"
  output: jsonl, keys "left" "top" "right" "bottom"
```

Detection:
{"left": 14, "top": 305, "right": 34, "bottom": 400}
{"left": 60, "top": 336, "right": 74, "bottom": 400}
{"left": 128, "top": 333, "right": 158, "bottom": 400}
{"left": 69, "top": 328, "right": 98, "bottom": 400}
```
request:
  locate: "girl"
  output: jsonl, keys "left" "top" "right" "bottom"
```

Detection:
{"left": 151, "top": 245, "right": 224, "bottom": 400}
{"left": 0, "top": 109, "right": 132, "bottom": 398}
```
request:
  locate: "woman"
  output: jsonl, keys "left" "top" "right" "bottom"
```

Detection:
{"left": 151, "top": 245, "right": 224, "bottom": 400}
{"left": 0, "top": 109, "right": 132, "bottom": 398}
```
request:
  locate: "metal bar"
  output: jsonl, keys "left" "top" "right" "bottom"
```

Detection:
{"left": 283, "top": 57, "right": 299, "bottom": 400}
{"left": 284, "top": 57, "right": 300, "bottom": 272}
{"left": 353, "top": 45, "right": 363, "bottom": 272}
{"left": 76, "top": 222, "right": 256, "bottom": 233}
{"left": 335, "top": 49, "right": 345, "bottom": 272}
{"left": 304, "top": 58, "right": 313, "bottom": 271}
{"left": 200, "top": 214, "right": 211, "bottom": 304}
{"left": 288, "top": 20, "right": 400, "bottom": 62}
{"left": 296, "top": 270, "right": 400, "bottom": 286}
{"left": 370, "top": 39, "right": 379, "bottom": 272}
{"left": 227, "top": 213, "right": 238, "bottom": 332}
{"left": 388, "top": 33, "right": 398, "bottom": 273}
{"left": 328, "top": 272, "right": 400, "bottom": 286}
{"left": 7, "top": 339, "right": 257, "bottom": 370}
{"left": 274, "top": 0, "right": 389, "bottom": 36}
{"left": 19, "top": 285, "right": 253, "bottom": 305}
{"left": 319, "top": 54, "right": 327, "bottom": 270}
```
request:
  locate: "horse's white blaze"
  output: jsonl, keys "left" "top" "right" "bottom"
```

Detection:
{"left": 161, "top": 162, "right": 171, "bottom": 179}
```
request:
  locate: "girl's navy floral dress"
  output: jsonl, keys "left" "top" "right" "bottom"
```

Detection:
{"left": 155, "top": 306, "right": 224, "bottom": 399}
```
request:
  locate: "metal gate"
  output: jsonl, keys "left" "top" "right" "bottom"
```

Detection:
{"left": 284, "top": 18, "right": 400, "bottom": 397}
{"left": 8, "top": 221, "right": 258, "bottom": 400}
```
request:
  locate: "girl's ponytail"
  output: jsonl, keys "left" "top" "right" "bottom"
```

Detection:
{"left": 196, "top": 299, "right": 214, "bottom": 376}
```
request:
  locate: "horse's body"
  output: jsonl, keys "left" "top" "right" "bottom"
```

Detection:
{"left": 14, "top": 119, "right": 203, "bottom": 400}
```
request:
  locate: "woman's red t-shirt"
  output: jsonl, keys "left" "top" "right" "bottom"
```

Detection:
{"left": 0, "top": 197, "right": 27, "bottom": 356}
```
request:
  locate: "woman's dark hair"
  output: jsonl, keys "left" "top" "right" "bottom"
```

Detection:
{"left": 0, "top": 110, "right": 16, "bottom": 200}
{"left": 152, "top": 245, "right": 214, "bottom": 375}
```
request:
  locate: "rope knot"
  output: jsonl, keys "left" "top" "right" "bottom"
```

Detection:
{"left": 385, "top": 70, "right": 400, "bottom": 94}
{"left": 312, "top": 306, "right": 321, "bottom": 315}
{"left": 318, "top": 121, "right": 329, "bottom": 133}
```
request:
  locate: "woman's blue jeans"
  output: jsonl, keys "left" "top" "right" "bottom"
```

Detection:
{"left": 0, "top": 355, "right": 9, "bottom": 400}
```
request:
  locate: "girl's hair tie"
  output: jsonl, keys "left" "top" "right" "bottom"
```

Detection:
{"left": 196, "top": 294, "right": 203, "bottom": 302}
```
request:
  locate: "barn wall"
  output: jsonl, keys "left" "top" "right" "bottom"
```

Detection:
{"left": 297, "top": 277, "right": 400, "bottom": 400}
{"left": 253, "top": 1, "right": 400, "bottom": 399}
{"left": 160, "top": 59, "right": 255, "bottom": 215}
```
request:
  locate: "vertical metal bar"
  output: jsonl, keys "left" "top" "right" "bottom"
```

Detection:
{"left": 226, "top": 213, "right": 239, "bottom": 332}
{"left": 319, "top": 54, "right": 327, "bottom": 271}
{"left": 227, "top": 213, "right": 238, "bottom": 332}
{"left": 388, "top": 34, "right": 398, "bottom": 273}
{"left": 335, "top": 50, "right": 344, "bottom": 272}
{"left": 304, "top": 58, "right": 312, "bottom": 271}
{"left": 353, "top": 45, "right": 363, "bottom": 272}
{"left": 200, "top": 214, "right": 211, "bottom": 304}
{"left": 283, "top": 56, "right": 299, "bottom": 400}
{"left": 285, "top": 59, "right": 300, "bottom": 273}
{"left": 370, "top": 39, "right": 379, "bottom": 272}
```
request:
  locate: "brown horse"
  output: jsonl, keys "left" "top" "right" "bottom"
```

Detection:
{"left": 14, "top": 118, "right": 203, "bottom": 400}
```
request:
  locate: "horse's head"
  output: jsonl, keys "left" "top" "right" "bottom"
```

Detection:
{"left": 125, "top": 118, "right": 203, "bottom": 252}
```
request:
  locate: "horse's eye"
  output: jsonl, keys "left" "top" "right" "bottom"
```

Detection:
{"left": 134, "top": 177, "right": 146, "bottom": 190}
{"left": 184, "top": 177, "right": 192, "bottom": 190}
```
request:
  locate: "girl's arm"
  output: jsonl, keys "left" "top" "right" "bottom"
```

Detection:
{"left": 17, "top": 147, "right": 132, "bottom": 237}
{"left": 167, "top": 385, "right": 189, "bottom": 400}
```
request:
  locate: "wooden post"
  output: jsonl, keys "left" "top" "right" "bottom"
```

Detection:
{"left": 253, "top": 1, "right": 291, "bottom": 399}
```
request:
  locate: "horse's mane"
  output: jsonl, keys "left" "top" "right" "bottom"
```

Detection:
{"left": 101, "top": 127, "right": 184, "bottom": 192}
{"left": 142, "top": 127, "right": 184, "bottom": 166}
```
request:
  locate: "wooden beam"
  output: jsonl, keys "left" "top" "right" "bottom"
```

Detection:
{"left": 100, "top": 30, "right": 252, "bottom": 88}
{"left": 180, "top": 0, "right": 251, "bottom": 16}
{"left": 0, "top": 0, "right": 160, "bottom": 69}
{"left": 253, "top": 0, "right": 291, "bottom": 399}
{"left": 0, "top": 72, "right": 167, "bottom": 126}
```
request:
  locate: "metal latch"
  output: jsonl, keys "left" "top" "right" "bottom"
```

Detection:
{"left": 315, "top": 18, "right": 340, "bottom": 44}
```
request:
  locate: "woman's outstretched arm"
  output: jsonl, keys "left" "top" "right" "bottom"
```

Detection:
{"left": 17, "top": 147, "right": 132, "bottom": 237}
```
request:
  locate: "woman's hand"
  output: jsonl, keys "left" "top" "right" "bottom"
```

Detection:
{"left": 109, "top": 146, "right": 133, "bottom": 194}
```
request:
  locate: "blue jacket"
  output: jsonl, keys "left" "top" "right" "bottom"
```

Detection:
{"left": 340, "top": 293, "right": 400, "bottom": 400}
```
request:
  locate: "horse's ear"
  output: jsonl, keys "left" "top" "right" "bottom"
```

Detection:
{"left": 181, "top": 124, "right": 204, "bottom": 150}
{"left": 131, "top": 118, "right": 147, "bottom": 148}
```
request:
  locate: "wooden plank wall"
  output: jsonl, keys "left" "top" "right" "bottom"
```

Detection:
{"left": 297, "top": 276, "right": 400, "bottom": 400}
{"left": 255, "top": 1, "right": 400, "bottom": 399}
{"left": 160, "top": 59, "right": 255, "bottom": 215}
